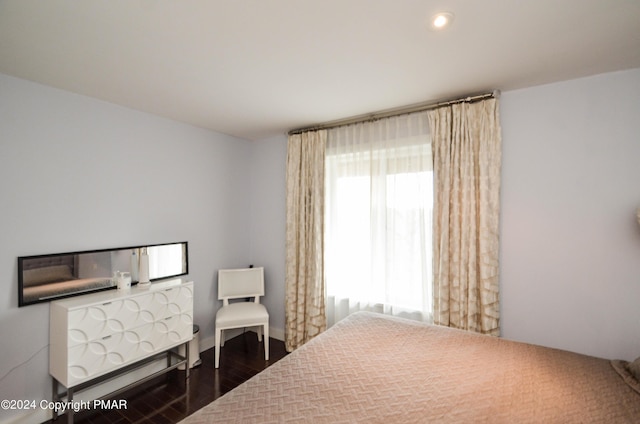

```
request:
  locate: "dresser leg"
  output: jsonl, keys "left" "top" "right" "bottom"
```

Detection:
{"left": 67, "top": 387, "right": 74, "bottom": 424}
{"left": 51, "top": 379, "right": 59, "bottom": 421}
{"left": 185, "top": 341, "right": 190, "bottom": 380}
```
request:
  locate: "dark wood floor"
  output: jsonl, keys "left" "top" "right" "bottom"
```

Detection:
{"left": 47, "top": 332, "right": 288, "bottom": 424}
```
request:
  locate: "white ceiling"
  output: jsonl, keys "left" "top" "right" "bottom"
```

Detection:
{"left": 1, "top": 0, "right": 639, "bottom": 141}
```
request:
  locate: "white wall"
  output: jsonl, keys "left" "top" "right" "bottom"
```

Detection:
{"left": 0, "top": 73, "right": 252, "bottom": 423}
{"left": 249, "top": 135, "right": 288, "bottom": 339}
{"left": 500, "top": 68, "right": 640, "bottom": 360}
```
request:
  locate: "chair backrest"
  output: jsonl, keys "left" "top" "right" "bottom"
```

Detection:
{"left": 218, "top": 267, "right": 264, "bottom": 304}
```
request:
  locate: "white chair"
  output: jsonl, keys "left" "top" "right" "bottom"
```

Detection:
{"left": 215, "top": 267, "right": 269, "bottom": 368}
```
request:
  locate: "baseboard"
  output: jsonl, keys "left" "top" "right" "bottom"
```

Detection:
{"left": 1, "top": 327, "right": 285, "bottom": 424}
{"left": 200, "top": 326, "right": 284, "bottom": 352}
{"left": 270, "top": 326, "right": 285, "bottom": 342}
{"left": 0, "top": 357, "right": 169, "bottom": 424}
{"left": 0, "top": 408, "right": 48, "bottom": 424}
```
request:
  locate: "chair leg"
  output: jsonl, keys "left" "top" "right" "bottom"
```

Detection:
{"left": 256, "top": 325, "right": 263, "bottom": 342}
{"left": 215, "top": 328, "right": 222, "bottom": 369}
{"left": 220, "top": 329, "right": 226, "bottom": 347}
{"left": 264, "top": 324, "right": 269, "bottom": 361}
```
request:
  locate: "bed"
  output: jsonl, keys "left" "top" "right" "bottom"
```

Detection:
{"left": 180, "top": 311, "right": 640, "bottom": 423}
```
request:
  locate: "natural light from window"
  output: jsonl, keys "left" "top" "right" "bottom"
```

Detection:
{"left": 325, "top": 122, "right": 433, "bottom": 327}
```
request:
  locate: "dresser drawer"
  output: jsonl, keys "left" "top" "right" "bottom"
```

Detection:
{"left": 65, "top": 313, "right": 192, "bottom": 386}
{"left": 50, "top": 279, "right": 194, "bottom": 388}
{"left": 65, "top": 285, "right": 192, "bottom": 347}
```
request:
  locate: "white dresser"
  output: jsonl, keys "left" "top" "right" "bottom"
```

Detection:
{"left": 49, "top": 279, "right": 193, "bottom": 421}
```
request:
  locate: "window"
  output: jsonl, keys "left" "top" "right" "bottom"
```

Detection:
{"left": 325, "top": 113, "right": 432, "bottom": 326}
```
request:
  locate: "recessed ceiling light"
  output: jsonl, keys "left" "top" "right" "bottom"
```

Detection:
{"left": 431, "top": 12, "right": 454, "bottom": 30}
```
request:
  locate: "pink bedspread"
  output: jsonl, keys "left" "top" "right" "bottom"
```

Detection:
{"left": 180, "top": 311, "right": 640, "bottom": 423}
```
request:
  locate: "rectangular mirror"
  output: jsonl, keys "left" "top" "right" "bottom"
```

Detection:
{"left": 18, "top": 241, "right": 188, "bottom": 307}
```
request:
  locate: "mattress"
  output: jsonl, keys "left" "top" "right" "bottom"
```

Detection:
{"left": 180, "top": 311, "right": 640, "bottom": 423}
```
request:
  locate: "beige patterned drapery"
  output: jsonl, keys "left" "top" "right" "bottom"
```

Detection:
{"left": 285, "top": 130, "right": 327, "bottom": 352}
{"left": 428, "top": 98, "right": 502, "bottom": 336}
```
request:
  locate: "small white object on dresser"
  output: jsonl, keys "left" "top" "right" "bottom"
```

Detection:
{"left": 49, "top": 278, "right": 193, "bottom": 421}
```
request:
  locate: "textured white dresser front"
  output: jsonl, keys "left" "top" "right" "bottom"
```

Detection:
{"left": 50, "top": 279, "right": 193, "bottom": 388}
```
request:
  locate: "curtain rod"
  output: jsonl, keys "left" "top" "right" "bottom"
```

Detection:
{"left": 288, "top": 90, "right": 499, "bottom": 136}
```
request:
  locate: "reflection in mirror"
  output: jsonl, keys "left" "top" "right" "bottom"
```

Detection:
{"left": 147, "top": 243, "right": 186, "bottom": 281}
{"left": 18, "top": 242, "right": 188, "bottom": 307}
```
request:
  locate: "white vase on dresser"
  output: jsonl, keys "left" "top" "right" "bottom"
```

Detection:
{"left": 49, "top": 278, "right": 193, "bottom": 422}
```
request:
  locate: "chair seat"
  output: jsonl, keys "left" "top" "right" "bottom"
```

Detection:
{"left": 216, "top": 302, "right": 268, "bottom": 328}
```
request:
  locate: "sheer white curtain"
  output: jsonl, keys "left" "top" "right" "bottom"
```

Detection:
{"left": 325, "top": 112, "right": 432, "bottom": 327}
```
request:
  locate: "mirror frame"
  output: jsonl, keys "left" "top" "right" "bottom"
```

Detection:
{"left": 18, "top": 241, "right": 188, "bottom": 307}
